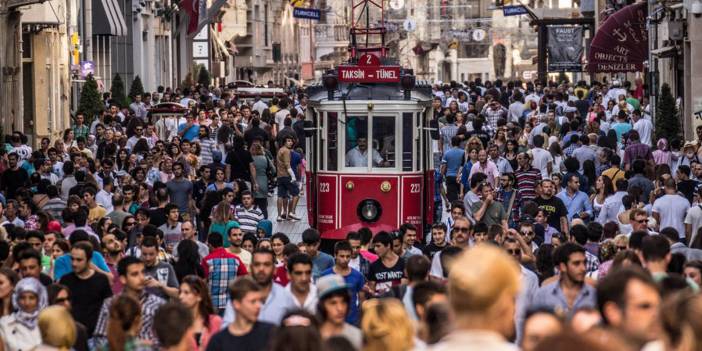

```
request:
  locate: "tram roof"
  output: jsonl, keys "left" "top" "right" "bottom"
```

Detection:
{"left": 305, "top": 81, "right": 434, "bottom": 104}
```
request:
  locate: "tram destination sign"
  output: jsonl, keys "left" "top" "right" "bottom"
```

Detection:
{"left": 337, "top": 65, "right": 401, "bottom": 83}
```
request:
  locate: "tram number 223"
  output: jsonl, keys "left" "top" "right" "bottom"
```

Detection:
{"left": 410, "top": 184, "right": 420, "bottom": 193}
{"left": 319, "top": 182, "right": 331, "bottom": 193}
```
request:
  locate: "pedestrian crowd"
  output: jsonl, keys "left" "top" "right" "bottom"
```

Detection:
{"left": 0, "top": 77, "right": 697, "bottom": 351}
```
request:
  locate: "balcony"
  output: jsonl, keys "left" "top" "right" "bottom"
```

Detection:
{"left": 315, "top": 24, "right": 350, "bottom": 47}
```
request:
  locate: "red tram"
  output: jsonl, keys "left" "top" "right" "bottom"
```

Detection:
{"left": 304, "top": 77, "right": 435, "bottom": 241}
{"left": 302, "top": 0, "right": 435, "bottom": 242}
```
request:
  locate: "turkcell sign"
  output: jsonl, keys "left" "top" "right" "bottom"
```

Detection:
{"left": 293, "top": 8, "right": 321, "bottom": 20}
{"left": 338, "top": 66, "right": 401, "bottom": 83}
{"left": 503, "top": 5, "right": 528, "bottom": 16}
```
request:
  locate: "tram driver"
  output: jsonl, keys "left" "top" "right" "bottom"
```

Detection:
{"left": 346, "top": 137, "right": 388, "bottom": 167}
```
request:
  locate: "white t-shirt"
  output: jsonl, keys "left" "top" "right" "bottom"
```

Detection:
{"left": 633, "top": 118, "right": 653, "bottom": 146}
{"left": 531, "top": 147, "right": 554, "bottom": 179}
{"left": 275, "top": 109, "right": 291, "bottom": 127}
{"left": 685, "top": 205, "right": 702, "bottom": 243}
{"left": 653, "top": 194, "right": 691, "bottom": 238}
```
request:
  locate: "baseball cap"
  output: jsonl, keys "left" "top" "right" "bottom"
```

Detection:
{"left": 316, "top": 274, "right": 349, "bottom": 299}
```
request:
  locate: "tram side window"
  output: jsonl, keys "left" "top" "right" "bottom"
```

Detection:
{"left": 327, "top": 112, "right": 338, "bottom": 171}
{"left": 372, "top": 116, "right": 395, "bottom": 168}
{"left": 345, "top": 116, "right": 369, "bottom": 167}
{"left": 402, "top": 113, "right": 413, "bottom": 171}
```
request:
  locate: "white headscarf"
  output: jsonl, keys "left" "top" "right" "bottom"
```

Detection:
{"left": 12, "top": 277, "right": 48, "bottom": 329}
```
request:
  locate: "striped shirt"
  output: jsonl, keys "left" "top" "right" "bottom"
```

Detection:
{"left": 93, "top": 292, "right": 165, "bottom": 346}
{"left": 439, "top": 124, "right": 459, "bottom": 153}
{"left": 199, "top": 137, "right": 217, "bottom": 165}
{"left": 515, "top": 167, "right": 542, "bottom": 207}
{"left": 235, "top": 204, "right": 264, "bottom": 233}
{"left": 201, "top": 248, "right": 248, "bottom": 310}
{"left": 42, "top": 197, "right": 66, "bottom": 223}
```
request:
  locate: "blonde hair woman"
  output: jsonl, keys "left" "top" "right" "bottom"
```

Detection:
{"left": 35, "top": 306, "right": 76, "bottom": 351}
{"left": 361, "top": 299, "right": 415, "bottom": 351}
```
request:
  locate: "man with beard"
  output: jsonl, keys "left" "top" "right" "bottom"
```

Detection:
{"left": 1, "top": 153, "right": 29, "bottom": 199}
{"left": 59, "top": 242, "right": 113, "bottom": 336}
{"left": 597, "top": 267, "right": 661, "bottom": 349}
{"left": 223, "top": 248, "right": 295, "bottom": 327}
{"left": 102, "top": 232, "right": 124, "bottom": 294}
{"left": 227, "top": 225, "right": 252, "bottom": 270}
{"left": 429, "top": 216, "right": 472, "bottom": 280}
{"left": 534, "top": 179, "right": 569, "bottom": 236}
{"left": 531, "top": 243, "right": 596, "bottom": 319}
{"left": 94, "top": 256, "right": 166, "bottom": 346}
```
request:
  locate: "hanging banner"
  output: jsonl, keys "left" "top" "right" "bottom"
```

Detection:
{"left": 587, "top": 2, "right": 647, "bottom": 72}
{"left": 547, "top": 26, "right": 583, "bottom": 72}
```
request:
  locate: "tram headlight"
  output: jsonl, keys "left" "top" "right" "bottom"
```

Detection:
{"left": 357, "top": 199, "right": 382, "bottom": 223}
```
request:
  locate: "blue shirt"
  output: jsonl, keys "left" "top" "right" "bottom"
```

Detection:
{"left": 459, "top": 161, "right": 475, "bottom": 189}
{"left": 178, "top": 123, "right": 200, "bottom": 141}
{"left": 556, "top": 189, "right": 593, "bottom": 221}
{"left": 611, "top": 122, "right": 632, "bottom": 144}
{"left": 54, "top": 251, "right": 110, "bottom": 281}
{"left": 531, "top": 281, "right": 597, "bottom": 320}
{"left": 441, "top": 147, "right": 465, "bottom": 177}
{"left": 311, "top": 252, "right": 335, "bottom": 281}
{"left": 320, "top": 267, "right": 365, "bottom": 325}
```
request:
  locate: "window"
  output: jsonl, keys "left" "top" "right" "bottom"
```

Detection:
{"left": 326, "top": 112, "right": 338, "bottom": 171}
{"left": 344, "top": 116, "right": 369, "bottom": 167}
{"left": 402, "top": 113, "right": 414, "bottom": 171}
{"left": 372, "top": 116, "right": 396, "bottom": 169}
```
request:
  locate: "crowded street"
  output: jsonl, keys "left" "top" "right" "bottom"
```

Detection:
{"left": 0, "top": 0, "right": 701, "bottom": 350}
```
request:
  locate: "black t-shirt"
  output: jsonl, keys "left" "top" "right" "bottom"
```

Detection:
{"left": 206, "top": 322, "right": 276, "bottom": 351}
{"left": 367, "top": 257, "right": 405, "bottom": 296}
{"left": 244, "top": 127, "right": 269, "bottom": 147}
{"left": 149, "top": 207, "right": 167, "bottom": 228}
{"left": 1, "top": 168, "right": 29, "bottom": 199}
{"left": 678, "top": 179, "right": 699, "bottom": 204}
{"left": 225, "top": 149, "right": 254, "bottom": 182}
{"left": 59, "top": 271, "right": 113, "bottom": 336}
{"left": 39, "top": 273, "right": 53, "bottom": 286}
{"left": 534, "top": 196, "right": 568, "bottom": 231}
{"left": 423, "top": 243, "right": 447, "bottom": 259}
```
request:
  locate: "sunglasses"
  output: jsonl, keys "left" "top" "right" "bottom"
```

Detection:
{"left": 54, "top": 297, "right": 70, "bottom": 304}
{"left": 617, "top": 246, "right": 627, "bottom": 251}
{"left": 636, "top": 219, "right": 649, "bottom": 224}
{"left": 520, "top": 231, "right": 534, "bottom": 236}
{"left": 453, "top": 227, "right": 470, "bottom": 233}
{"left": 507, "top": 249, "right": 522, "bottom": 255}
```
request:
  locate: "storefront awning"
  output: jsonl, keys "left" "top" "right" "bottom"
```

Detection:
{"left": 587, "top": 2, "right": 647, "bottom": 73}
{"left": 92, "top": 0, "right": 128, "bottom": 36}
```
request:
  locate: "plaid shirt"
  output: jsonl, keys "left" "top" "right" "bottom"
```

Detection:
{"left": 73, "top": 124, "right": 90, "bottom": 140}
{"left": 201, "top": 247, "right": 248, "bottom": 310}
{"left": 482, "top": 106, "right": 507, "bottom": 129}
{"left": 93, "top": 292, "right": 165, "bottom": 347}
{"left": 585, "top": 250, "right": 600, "bottom": 276}
{"left": 623, "top": 142, "right": 653, "bottom": 166}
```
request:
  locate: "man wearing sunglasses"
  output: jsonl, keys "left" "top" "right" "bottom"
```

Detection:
{"left": 502, "top": 237, "right": 538, "bottom": 344}
{"left": 429, "top": 216, "right": 472, "bottom": 280}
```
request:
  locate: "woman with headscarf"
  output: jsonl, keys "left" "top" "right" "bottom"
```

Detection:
{"left": 0, "top": 277, "right": 48, "bottom": 351}
{"left": 652, "top": 138, "right": 672, "bottom": 167}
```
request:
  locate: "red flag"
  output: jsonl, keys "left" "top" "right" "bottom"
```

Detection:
{"left": 180, "top": 0, "right": 199, "bottom": 35}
